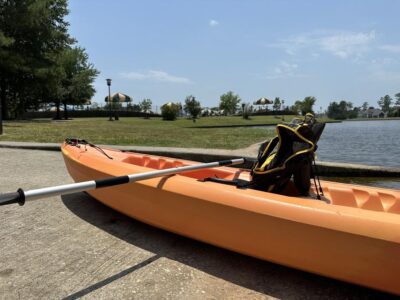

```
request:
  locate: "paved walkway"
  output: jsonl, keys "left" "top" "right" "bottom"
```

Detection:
{"left": 0, "top": 140, "right": 260, "bottom": 157}
{"left": 0, "top": 147, "right": 392, "bottom": 299}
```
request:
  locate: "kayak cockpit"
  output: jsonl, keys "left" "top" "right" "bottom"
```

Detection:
{"left": 121, "top": 155, "right": 186, "bottom": 169}
{"left": 322, "top": 185, "right": 400, "bottom": 214}
{"left": 120, "top": 154, "right": 241, "bottom": 181}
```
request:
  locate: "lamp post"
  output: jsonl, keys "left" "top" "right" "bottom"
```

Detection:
{"left": 0, "top": 97, "right": 3, "bottom": 135}
{"left": 106, "top": 78, "right": 113, "bottom": 121}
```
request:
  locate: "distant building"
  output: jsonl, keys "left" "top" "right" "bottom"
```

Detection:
{"left": 358, "top": 107, "right": 387, "bottom": 118}
{"left": 201, "top": 107, "right": 224, "bottom": 116}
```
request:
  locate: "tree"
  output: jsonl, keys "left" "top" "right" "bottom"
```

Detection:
{"left": 395, "top": 93, "right": 400, "bottom": 105}
{"left": 301, "top": 96, "right": 316, "bottom": 115}
{"left": 127, "top": 103, "right": 141, "bottom": 112}
{"left": 139, "top": 98, "right": 152, "bottom": 118}
{"left": 291, "top": 101, "right": 302, "bottom": 114}
{"left": 293, "top": 96, "right": 316, "bottom": 115}
{"left": 327, "top": 100, "right": 357, "bottom": 120}
{"left": 361, "top": 102, "right": 369, "bottom": 111}
{"left": 378, "top": 95, "right": 392, "bottom": 113}
{"left": 219, "top": 91, "right": 241, "bottom": 115}
{"left": 272, "top": 97, "right": 281, "bottom": 111}
{"left": 392, "top": 93, "right": 400, "bottom": 117}
{"left": 90, "top": 102, "right": 100, "bottom": 110}
{"left": 327, "top": 102, "right": 343, "bottom": 120}
{"left": 161, "top": 102, "right": 180, "bottom": 120}
{"left": 183, "top": 95, "right": 201, "bottom": 122}
{"left": 58, "top": 46, "right": 98, "bottom": 119}
{"left": 0, "top": 0, "right": 71, "bottom": 128}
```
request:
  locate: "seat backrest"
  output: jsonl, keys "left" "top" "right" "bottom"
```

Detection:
{"left": 251, "top": 114, "right": 325, "bottom": 193}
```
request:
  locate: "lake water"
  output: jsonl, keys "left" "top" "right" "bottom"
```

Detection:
{"left": 257, "top": 120, "right": 400, "bottom": 189}
{"left": 316, "top": 120, "right": 400, "bottom": 189}
{"left": 317, "top": 120, "right": 400, "bottom": 168}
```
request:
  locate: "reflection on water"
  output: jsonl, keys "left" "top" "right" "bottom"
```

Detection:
{"left": 317, "top": 120, "right": 400, "bottom": 168}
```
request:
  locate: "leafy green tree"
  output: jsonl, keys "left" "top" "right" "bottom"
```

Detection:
{"left": 161, "top": 102, "right": 180, "bottom": 120}
{"left": 184, "top": 95, "right": 201, "bottom": 122}
{"left": 90, "top": 102, "right": 100, "bottom": 110}
{"left": 361, "top": 102, "right": 369, "bottom": 111}
{"left": 378, "top": 95, "right": 392, "bottom": 113}
{"left": 301, "top": 96, "right": 316, "bottom": 115}
{"left": 395, "top": 93, "right": 400, "bottom": 105}
{"left": 291, "top": 101, "right": 301, "bottom": 114}
{"left": 127, "top": 103, "right": 141, "bottom": 112}
{"left": 292, "top": 96, "right": 316, "bottom": 115}
{"left": 0, "top": 0, "right": 71, "bottom": 125}
{"left": 58, "top": 46, "right": 98, "bottom": 119}
{"left": 139, "top": 98, "right": 152, "bottom": 112}
{"left": 327, "top": 102, "right": 343, "bottom": 119}
{"left": 391, "top": 93, "right": 400, "bottom": 117}
{"left": 139, "top": 98, "right": 152, "bottom": 118}
{"left": 327, "top": 100, "right": 357, "bottom": 120}
{"left": 219, "top": 91, "right": 241, "bottom": 115}
{"left": 272, "top": 97, "right": 281, "bottom": 111}
{"left": 348, "top": 107, "right": 360, "bottom": 119}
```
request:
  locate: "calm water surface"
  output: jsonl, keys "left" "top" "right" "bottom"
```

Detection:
{"left": 317, "top": 120, "right": 400, "bottom": 168}
{"left": 317, "top": 120, "right": 400, "bottom": 189}
{"left": 257, "top": 120, "right": 400, "bottom": 189}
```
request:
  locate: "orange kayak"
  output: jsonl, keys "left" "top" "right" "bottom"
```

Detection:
{"left": 61, "top": 142, "right": 400, "bottom": 295}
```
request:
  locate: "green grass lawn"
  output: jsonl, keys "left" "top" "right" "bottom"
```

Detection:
{"left": 0, "top": 115, "right": 332, "bottom": 149}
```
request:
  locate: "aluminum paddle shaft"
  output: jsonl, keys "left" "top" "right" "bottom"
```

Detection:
{"left": 0, "top": 158, "right": 245, "bottom": 206}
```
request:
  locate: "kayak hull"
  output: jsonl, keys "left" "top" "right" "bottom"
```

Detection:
{"left": 61, "top": 143, "right": 400, "bottom": 295}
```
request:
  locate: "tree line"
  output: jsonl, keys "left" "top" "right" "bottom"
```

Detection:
{"left": 327, "top": 93, "right": 400, "bottom": 120}
{"left": 0, "top": 0, "right": 98, "bottom": 133}
{"left": 160, "top": 92, "right": 318, "bottom": 121}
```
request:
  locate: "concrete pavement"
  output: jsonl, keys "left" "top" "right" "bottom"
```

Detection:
{"left": 0, "top": 147, "right": 395, "bottom": 299}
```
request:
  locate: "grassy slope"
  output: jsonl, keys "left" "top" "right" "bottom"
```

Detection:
{"left": 0, "top": 116, "right": 291, "bottom": 149}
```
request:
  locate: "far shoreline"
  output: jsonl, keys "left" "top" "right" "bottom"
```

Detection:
{"left": 342, "top": 117, "right": 400, "bottom": 122}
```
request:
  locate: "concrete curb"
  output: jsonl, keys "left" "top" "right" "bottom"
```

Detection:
{"left": 1, "top": 141, "right": 399, "bottom": 177}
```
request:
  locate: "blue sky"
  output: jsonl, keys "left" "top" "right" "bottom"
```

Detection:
{"left": 68, "top": 0, "right": 400, "bottom": 110}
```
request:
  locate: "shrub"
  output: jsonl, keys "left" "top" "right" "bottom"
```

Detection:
{"left": 161, "top": 102, "right": 180, "bottom": 120}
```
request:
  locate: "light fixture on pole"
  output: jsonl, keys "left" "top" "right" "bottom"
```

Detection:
{"left": 106, "top": 78, "right": 113, "bottom": 121}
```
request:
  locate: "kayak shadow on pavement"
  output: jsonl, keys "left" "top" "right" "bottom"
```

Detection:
{"left": 61, "top": 192, "right": 394, "bottom": 300}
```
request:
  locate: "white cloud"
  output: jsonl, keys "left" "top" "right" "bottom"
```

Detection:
{"left": 368, "top": 68, "right": 400, "bottom": 83}
{"left": 370, "top": 57, "right": 394, "bottom": 65}
{"left": 209, "top": 19, "right": 219, "bottom": 27}
{"left": 366, "top": 57, "right": 400, "bottom": 83}
{"left": 120, "top": 70, "right": 191, "bottom": 84}
{"left": 319, "top": 31, "right": 375, "bottom": 58}
{"left": 379, "top": 44, "right": 400, "bottom": 53}
{"left": 266, "top": 61, "right": 303, "bottom": 79}
{"left": 268, "top": 30, "right": 376, "bottom": 59}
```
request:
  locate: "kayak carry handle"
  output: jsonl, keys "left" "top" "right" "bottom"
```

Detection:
{"left": 0, "top": 188, "right": 25, "bottom": 206}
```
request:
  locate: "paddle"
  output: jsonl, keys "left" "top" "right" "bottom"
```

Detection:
{"left": 0, "top": 158, "right": 245, "bottom": 206}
